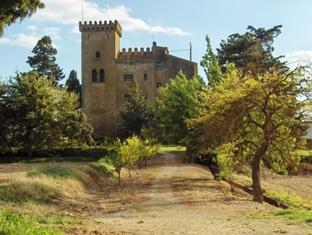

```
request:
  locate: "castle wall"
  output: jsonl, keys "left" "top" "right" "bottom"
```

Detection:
{"left": 80, "top": 20, "right": 198, "bottom": 137}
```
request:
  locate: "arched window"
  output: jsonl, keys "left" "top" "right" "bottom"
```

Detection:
{"left": 100, "top": 69, "right": 105, "bottom": 82}
{"left": 96, "top": 51, "right": 101, "bottom": 59}
{"left": 92, "top": 69, "right": 97, "bottom": 82}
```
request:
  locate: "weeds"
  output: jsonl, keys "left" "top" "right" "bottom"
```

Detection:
{"left": 27, "top": 166, "right": 79, "bottom": 179}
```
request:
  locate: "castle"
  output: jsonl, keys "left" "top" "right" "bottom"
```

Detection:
{"left": 79, "top": 20, "right": 198, "bottom": 136}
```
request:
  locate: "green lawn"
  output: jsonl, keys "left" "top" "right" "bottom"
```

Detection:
{"left": 158, "top": 145, "right": 186, "bottom": 154}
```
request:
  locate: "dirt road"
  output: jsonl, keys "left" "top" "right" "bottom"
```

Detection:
{"left": 95, "top": 153, "right": 311, "bottom": 235}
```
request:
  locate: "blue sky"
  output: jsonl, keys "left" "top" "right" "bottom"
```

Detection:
{"left": 1, "top": 0, "right": 312, "bottom": 80}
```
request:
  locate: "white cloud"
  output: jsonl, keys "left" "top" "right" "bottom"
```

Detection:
{"left": 285, "top": 50, "right": 312, "bottom": 67}
{"left": 33, "top": 0, "right": 189, "bottom": 36}
{"left": 44, "top": 27, "right": 61, "bottom": 40}
{"left": 27, "top": 25, "right": 37, "bottom": 32}
{"left": 0, "top": 34, "right": 39, "bottom": 48}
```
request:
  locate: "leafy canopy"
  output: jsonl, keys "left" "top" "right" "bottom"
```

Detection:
{"left": 0, "top": 0, "right": 44, "bottom": 36}
{"left": 156, "top": 71, "right": 205, "bottom": 144}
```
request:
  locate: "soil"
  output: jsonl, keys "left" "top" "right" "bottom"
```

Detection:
{"left": 1, "top": 153, "right": 311, "bottom": 235}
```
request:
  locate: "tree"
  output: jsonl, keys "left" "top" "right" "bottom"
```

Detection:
{"left": 27, "top": 36, "right": 65, "bottom": 84}
{"left": 189, "top": 68, "right": 310, "bottom": 202}
{"left": 156, "top": 71, "right": 205, "bottom": 144}
{"left": 65, "top": 70, "right": 81, "bottom": 94}
{"left": 0, "top": 0, "right": 44, "bottom": 36}
{"left": 200, "top": 35, "right": 222, "bottom": 87}
{"left": 217, "top": 25, "right": 287, "bottom": 75}
{"left": 3, "top": 71, "right": 93, "bottom": 154}
{"left": 118, "top": 86, "right": 154, "bottom": 139}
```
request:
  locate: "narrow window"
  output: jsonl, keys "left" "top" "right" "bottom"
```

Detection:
{"left": 96, "top": 51, "right": 101, "bottom": 59}
{"left": 144, "top": 73, "right": 148, "bottom": 81}
{"left": 92, "top": 69, "right": 97, "bottom": 82}
{"left": 123, "top": 74, "right": 134, "bottom": 81}
{"left": 156, "top": 82, "right": 162, "bottom": 88}
{"left": 100, "top": 69, "right": 105, "bottom": 82}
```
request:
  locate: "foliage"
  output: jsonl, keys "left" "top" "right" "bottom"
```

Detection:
{"left": 0, "top": 181, "right": 59, "bottom": 204}
{"left": 0, "top": 71, "right": 93, "bottom": 154}
{"left": 118, "top": 86, "right": 154, "bottom": 139}
{"left": 65, "top": 70, "right": 81, "bottom": 94}
{"left": 94, "top": 136, "right": 159, "bottom": 184}
{"left": 0, "top": 0, "right": 44, "bottom": 36}
{"left": 27, "top": 36, "right": 65, "bottom": 84}
{"left": 214, "top": 143, "right": 237, "bottom": 180}
{"left": 157, "top": 71, "right": 205, "bottom": 144}
{"left": 188, "top": 68, "right": 310, "bottom": 202}
{"left": 200, "top": 35, "right": 222, "bottom": 86}
{"left": 217, "top": 25, "right": 287, "bottom": 75}
{"left": 0, "top": 210, "right": 63, "bottom": 235}
{"left": 27, "top": 166, "right": 80, "bottom": 179}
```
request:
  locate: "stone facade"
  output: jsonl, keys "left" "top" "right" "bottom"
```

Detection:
{"left": 79, "top": 20, "right": 198, "bottom": 136}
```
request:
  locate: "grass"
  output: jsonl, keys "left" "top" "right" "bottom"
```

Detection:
{"left": 90, "top": 158, "right": 116, "bottom": 177}
{"left": 266, "top": 189, "right": 312, "bottom": 209}
{"left": 27, "top": 166, "right": 80, "bottom": 179}
{"left": 0, "top": 210, "right": 83, "bottom": 235}
{"left": 0, "top": 181, "right": 60, "bottom": 204}
{"left": 249, "top": 208, "right": 312, "bottom": 226}
{"left": 159, "top": 145, "right": 186, "bottom": 154}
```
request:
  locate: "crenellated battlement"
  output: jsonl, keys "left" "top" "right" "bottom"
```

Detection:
{"left": 117, "top": 47, "right": 153, "bottom": 63}
{"left": 79, "top": 20, "right": 122, "bottom": 37}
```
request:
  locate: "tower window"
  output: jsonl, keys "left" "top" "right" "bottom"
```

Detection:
{"left": 144, "top": 73, "right": 148, "bottom": 81}
{"left": 123, "top": 74, "right": 134, "bottom": 81}
{"left": 96, "top": 51, "right": 101, "bottom": 59}
{"left": 100, "top": 69, "right": 105, "bottom": 82}
{"left": 92, "top": 69, "right": 97, "bottom": 82}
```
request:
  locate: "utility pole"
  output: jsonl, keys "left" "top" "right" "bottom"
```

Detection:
{"left": 189, "top": 42, "right": 192, "bottom": 62}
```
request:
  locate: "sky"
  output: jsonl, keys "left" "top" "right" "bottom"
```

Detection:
{"left": 1, "top": 0, "right": 312, "bottom": 81}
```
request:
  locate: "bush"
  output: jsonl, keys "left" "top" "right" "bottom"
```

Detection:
{"left": 90, "top": 158, "right": 116, "bottom": 178}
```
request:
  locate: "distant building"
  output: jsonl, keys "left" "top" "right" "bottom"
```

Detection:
{"left": 79, "top": 20, "right": 197, "bottom": 136}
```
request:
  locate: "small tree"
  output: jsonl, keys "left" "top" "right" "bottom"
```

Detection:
{"left": 189, "top": 68, "right": 309, "bottom": 202}
{"left": 0, "top": 0, "right": 44, "bottom": 36}
{"left": 65, "top": 70, "right": 81, "bottom": 94}
{"left": 118, "top": 86, "right": 154, "bottom": 139}
{"left": 200, "top": 35, "right": 222, "bottom": 87}
{"left": 157, "top": 71, "right": 205, "bottom": 144}
{"left": 27, "top": 36, "right": 65, "bottom": 84}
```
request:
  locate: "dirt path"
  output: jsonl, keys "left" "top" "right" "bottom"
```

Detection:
{"left": 95, "top": 153, "right": 312, "bottom": 235}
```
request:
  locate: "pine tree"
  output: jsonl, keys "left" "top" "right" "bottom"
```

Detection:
{"left": 65, "top": 70, "right": 81, "bottom": 94}
{"left": 27, "top": 36, "right": 65, "bottom": 85}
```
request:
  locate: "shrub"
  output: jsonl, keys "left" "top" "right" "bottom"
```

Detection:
{"left": 90, "top": 158, "right": 116, "bottom": 178}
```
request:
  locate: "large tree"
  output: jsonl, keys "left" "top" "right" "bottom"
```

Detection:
{"left": 217, "top": 25, "right": 287, "bottom": 75}
{"left": 0, "top": 0, "right": 44, "bottom": 36}
{"left": 27, "top": 36, "right": 65, "bottom": 84}
{"left": 189, "top": 68, "right": 310, "bottom": 202}
{"left": 156, "top": 71, "right": 205, "bottom": 144}
{"left": 1, "top": 72, "right": 93, "bottom": 154}
{"left": 118, "top": 86, "right": 154, "bottom": 139}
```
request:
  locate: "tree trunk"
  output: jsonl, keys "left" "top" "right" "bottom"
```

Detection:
{"left": 251, "top": 142, "right": 269, "bottom": 203}
{"left": 118, "top": 171, "right": 121, "bottom": 185}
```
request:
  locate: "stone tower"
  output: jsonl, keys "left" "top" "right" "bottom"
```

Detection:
{"left": 79, "top": 20, "right": 197, "bottom": 137}
{"left": 79, "top": 20, "right": 122, "bottom": 135}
